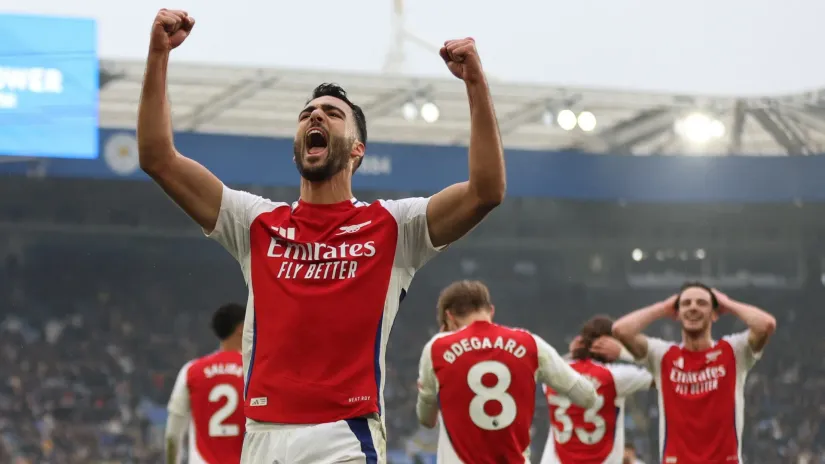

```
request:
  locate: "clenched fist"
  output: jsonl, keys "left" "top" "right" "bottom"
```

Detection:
{"left": 149, "top": 9, "right": 195, "bottom": 53}
{"left": 439, "top": 38, "right": 484, "bottom": 85}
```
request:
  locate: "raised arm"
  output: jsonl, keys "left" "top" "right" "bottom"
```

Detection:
{"left": 426, "top": 38, "right": 505, "bottom": 248}
{"left": 589, "top": 336, "right": 637, "bottom": 364}
{"left": 533, "top": 334, "right": 597, "bottom": 409}
{"left": 612, "top": 295, "right": 677, "bottom": 359}
{"left": 138, "top": 9, "right": 224, "bottom": 233}
{"left": 715, "top": 290, "right": 776, "bottom": 353}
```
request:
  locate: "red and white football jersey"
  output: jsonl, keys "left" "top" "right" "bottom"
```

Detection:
{"left": 418, "top": 321, "right": 586, "bottom": 464}
{"left": 208, "top": 186, "right": 442, "bottom": 424}
{"left": 541, "top": 360, "right": 652, "bottom": 464}
{"left": 167, "top": 350, "right": 245, "bottom": 464}
{"left": 643, "top": 331, "right": 762, "bottom": 463}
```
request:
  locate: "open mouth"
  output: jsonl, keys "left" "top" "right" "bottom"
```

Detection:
{"left": 305, "top": 128, "right": 328, "bottom": 155}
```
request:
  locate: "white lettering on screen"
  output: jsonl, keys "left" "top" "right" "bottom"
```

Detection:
{"left": 0, "top": 67, "right": 63, "bottom": 93}
{"left": 0, "top": 67, "right": 64, "bottom": 111}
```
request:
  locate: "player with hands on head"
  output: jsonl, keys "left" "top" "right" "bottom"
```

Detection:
{"left": 417, "top": 281, "right": 597, "bottom": 464}
{"left": 612, "top": 282, "right": 776, "bottom": 463}
{"left": 567, "top": 334, "right": 635, "bottom": 364}
{"left": 140, "top": 11, "right": 505, "bottom": 463}
{"left": 166, "top": 303, "right": 246, "bottom": 464}
{"left": 542, "top": 316, "right": 652, "bottom": 464}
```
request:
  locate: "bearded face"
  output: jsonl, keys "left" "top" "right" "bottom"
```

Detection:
{"left": 293, "top": 126, "right": 354, "bottom": 182}
{"left": 293, "top": 96, "right": 360, "bottom": 182}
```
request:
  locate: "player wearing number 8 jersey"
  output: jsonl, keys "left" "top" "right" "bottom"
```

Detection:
{"left": 416, "top": 281, "right": 598, "bottom": 464}
{"left": 542, "top": 316, "right": 652, "bottom": 464}
{"left": 166, "top": 304, "right": 246, "bottom": 464}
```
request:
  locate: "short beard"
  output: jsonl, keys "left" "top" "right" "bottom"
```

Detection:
{"left": 293, "top": 134, "right": 353, "bottom": 182}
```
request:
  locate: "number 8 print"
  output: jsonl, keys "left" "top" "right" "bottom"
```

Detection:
{"left": 467, "top": 360, "right": 517, "bottom": 430}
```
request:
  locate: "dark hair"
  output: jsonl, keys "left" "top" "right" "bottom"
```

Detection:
{"left": 211, "top": 303, "right": 245, "bottom": 341}
{"left": 437, "top": 280, "right": 493, "bottom": 326}
{"left": 676, "top": 281, "right": 718, "bottom": 311}
{"left": 307, "top": 83, "right": 368, "bottom": 170}
{"left": 572, "top": 315, "right": 614, "bottom": 362}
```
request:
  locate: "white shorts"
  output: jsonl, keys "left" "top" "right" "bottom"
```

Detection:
{"left": 240, "top": 415, "right": 386, "bottom": 464}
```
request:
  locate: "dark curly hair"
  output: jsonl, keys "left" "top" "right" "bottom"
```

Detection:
{"left": 211, "top": 303, "right": 245, "bottom": 341}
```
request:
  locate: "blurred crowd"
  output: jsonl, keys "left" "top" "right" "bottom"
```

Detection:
{"left": 1, "top": 232, "right": 824, "bottom": 464}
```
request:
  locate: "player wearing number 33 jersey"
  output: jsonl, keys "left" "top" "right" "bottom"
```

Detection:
{"left": 541, "top": 316, "right": 653, "bottom": 464}
{"left": 166, "top": 304, "right": 246, "bottom": 464}
{"left": 416, "top": 281, "right": 598, "bottom": 464}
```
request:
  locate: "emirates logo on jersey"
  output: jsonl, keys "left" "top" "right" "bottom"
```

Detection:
{"left": 669, "top": 365, "right": 727, "bottom": 396}
{"left": 266, "top": 237, "right": 377, "bottom": 281}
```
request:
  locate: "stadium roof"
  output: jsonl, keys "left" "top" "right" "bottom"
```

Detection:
{"left": 100, "top": 59, "right": 825, "bottom": 156}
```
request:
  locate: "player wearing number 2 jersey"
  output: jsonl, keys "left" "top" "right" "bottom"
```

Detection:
{"left": 613, "top": 282, "right": 776, "bottom": 463}
{"left": 416, "top": 281, "right": 598, "bottom": 464}
{"left": 166, "top": 304, "right": 246, "bottom": 464}
{"left": 542, "top": 316, "right": 652, "bottom": 464}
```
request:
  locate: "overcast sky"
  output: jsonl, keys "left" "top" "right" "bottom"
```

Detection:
{"left": 3, "top": 0, "right": 824, "bottom": 95}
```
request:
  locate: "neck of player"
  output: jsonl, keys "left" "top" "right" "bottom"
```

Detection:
{"left": 454, "top": 311, "right": 493, "bottom": 330}
{"left": 300, "top": 170, "right": 355, "bottom": 204}
{"left": 681, "top": 330, "right": 714, "bottom": 351}
{"left": 220, "top": 338, "right": 242, "bottom": 352}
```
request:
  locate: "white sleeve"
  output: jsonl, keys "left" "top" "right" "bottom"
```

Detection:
{"left": 380, "top": 197, "right": 446, "bottom": 270}
{"left": 723, "top": 330, "right": 762, "bottom": 371}
{"left": 416, "top": 338, "right": 440, "bottom": 424}
{"left": 205, "top": 185, "right": 282, "bottom": 268}
{"left": 165, "top": 411, "right": 189, "bottom": 464}
{"left": 609, "top": 363, "right": 654, "bottom": 398}
{"left": 167, "top": 362, "right": 192, "bottom": 417}
{"left": 533, "top": 334, "right": 597, "bottom": 409}
{"left": 618, "top": 345, "right": 636, "bottom": 363}
{"left": 642, "top": 337, "right": 673, "bottom": 375}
